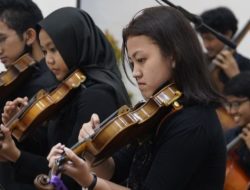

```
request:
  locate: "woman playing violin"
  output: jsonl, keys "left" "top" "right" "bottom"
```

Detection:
{"left": 48, "top": 6, "right": 226, "bottom": 190}
{"left": 224, "top": 71, "right": 250, "bottom": 175}
{"left": 0, "top": 7, "right": 129, "bottom": 189}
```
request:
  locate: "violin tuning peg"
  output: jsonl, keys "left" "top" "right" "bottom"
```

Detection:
{"left": 173, "top": 101, "right": 182, "bottom": 110}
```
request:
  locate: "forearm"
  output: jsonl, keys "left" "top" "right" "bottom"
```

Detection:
{"left": 91, "top": 157, "right": 115, "bottom": 180}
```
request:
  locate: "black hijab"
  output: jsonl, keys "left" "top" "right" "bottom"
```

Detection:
{"left": 38, "top": 7, "right": 130, "bottom": 106}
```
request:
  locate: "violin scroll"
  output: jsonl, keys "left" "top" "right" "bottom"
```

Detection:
{"left": 34, "top": 174, "right": 54, "bottom": 190}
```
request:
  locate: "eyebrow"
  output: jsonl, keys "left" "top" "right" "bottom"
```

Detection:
{"left": 130, "top": 51, "right": 141, "bottom": 59}
{"left": 41, "top": 41, "right": 53, "bottom": 49}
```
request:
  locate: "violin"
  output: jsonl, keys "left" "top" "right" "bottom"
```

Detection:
{"left": 224, "top": 129, "right": 250, "bottom": 190}
{"left": 224, "top": 158, "right": 250, "bottom": 190}
{"left": 3, "top": 69, "right": 86, "bottom": 142}
{"left": 0, "top": 53, "right": 36, "bottom": 98}
{"left": 34, "top": 83, "right": 183, "bottom": 190}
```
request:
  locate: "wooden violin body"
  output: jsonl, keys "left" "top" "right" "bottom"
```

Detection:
{"left": 224, "top": 158, "right": 250, "bottom": 190}
{"left": 69, "top": 83, "right": 182, "bottom": 165}
{"left": 5, "top": 69, "right": 86, "bottom": 141}
{"left": 0, "top": 53, "right": 35, "bottom": 98}
{"left": 224, "top": 133, "right": 250, "bottom": 190}
{"left": 34, "top": 83, "right": 183, "bottom": 190}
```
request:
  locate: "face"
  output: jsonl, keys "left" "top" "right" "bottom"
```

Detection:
{"left": 0, "top": 20, "right": 26, "bottom": 68}
{"left": 39, "top": 29, "right": 69, "bottom": 81}
{"left": 226, "top": 95, "right": 250, "bottom": 126}
{"left": 200, "top": 33, "right": 225, "bottom": 59}
{"left": 127, "top": 35, "right": 173, "bottom": 99}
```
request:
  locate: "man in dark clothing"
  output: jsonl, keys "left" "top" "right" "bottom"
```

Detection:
{"left": 0, "top": 1, "right": 57, "bottom": 189}
{"left": 196, "top": 7, "right": 250, "bottom": 93}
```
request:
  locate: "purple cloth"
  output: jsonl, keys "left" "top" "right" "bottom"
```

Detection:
{"left": 50, "top": 175, "right": 68, "bottom": 190}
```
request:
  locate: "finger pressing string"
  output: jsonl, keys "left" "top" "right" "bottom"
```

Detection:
{"left": 0, "top": 125, "right": 5, "bottom": 141}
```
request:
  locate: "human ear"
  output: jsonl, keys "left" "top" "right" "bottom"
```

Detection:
{"left": 23, "top": 28, "right": 37, "bottom": 46}
{"left": 224, "top": 30, "right": 233, "bottom": 39}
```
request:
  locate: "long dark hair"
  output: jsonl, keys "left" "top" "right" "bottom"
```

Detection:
{"left": 122, "top": 6, "right": 222, "bottom": 105}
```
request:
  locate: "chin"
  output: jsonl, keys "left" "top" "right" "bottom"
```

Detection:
{"left": 56, "top": 75, "right": 63, "bottom": 81}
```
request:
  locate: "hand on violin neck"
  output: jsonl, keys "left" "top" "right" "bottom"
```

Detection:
{"left": 62, "top": 147, "right": 93, "bottom": 188}
{"left": 47, "top": 143, "right": 65, "bottom": 168}
{"left": 78, "top": 113, "right": 100, "bottom": 141}
{"left": 240, "top": 123, "right": 250, "bottom": 150}
{"left": 0, "top": 124, "right": 20, "bottom": 162}
{"left": 2, "top": 97, "right": 28, "bottom": 125}
{"left": 212, "top": 49, "right": 240, "bottom": 78}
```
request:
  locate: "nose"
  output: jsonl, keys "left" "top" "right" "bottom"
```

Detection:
{"left": 228, "top": 106, "right": 238, "bottom": 115}
{"left": 45, "top": 54, "right": 55, "bottom": 66}
{"left": 132, "top": 69, "right": 142, "bottom": 80}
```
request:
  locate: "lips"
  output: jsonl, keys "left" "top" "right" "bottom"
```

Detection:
{"left": 137, "top": 83, "right": 146, "bottom": 92}
{"left": 51, "top": 68, "right": 60, "bottom": 75}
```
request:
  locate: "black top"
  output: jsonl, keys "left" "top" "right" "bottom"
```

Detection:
{"left": 112, "top": 104, "right": 226, "bottom": 190}
{"left": 12, "top": 83, "right": 123, "bottom": 189}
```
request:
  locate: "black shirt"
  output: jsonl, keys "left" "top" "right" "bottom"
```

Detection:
{"left": 112, "top": 104, "right": 226, "bottom": 190}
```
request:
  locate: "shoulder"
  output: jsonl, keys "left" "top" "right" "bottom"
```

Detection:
{"left": 235, "top": 53, "right": 250, "bottom": 70}
{"left": 158, "top": 104, "right": 221, "bottom": 137}
{"left": 155, "top": 104, "right": 224, "bottom": 151}
{"left": 171, "top": 104, "right": 218, "bottom": 126}
{"left": 72, "top": 83, "right": 119, "bottom": 119}
{"left": 76, "top": 83, "right": 116, "bottom": 100}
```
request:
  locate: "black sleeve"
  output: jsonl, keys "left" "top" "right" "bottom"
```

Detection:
{"left": 12, "top": 151, "right": 49, "bottom": 184}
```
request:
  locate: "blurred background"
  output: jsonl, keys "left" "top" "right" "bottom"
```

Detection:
{"left": 1, "top": 0, "right": 249, "bottom": 103}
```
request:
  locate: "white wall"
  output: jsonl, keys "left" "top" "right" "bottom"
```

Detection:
{"left": 81, "top": 0, "right": 250, "bottom": 52}
{"left": 33, "top": 0, "right": 77, "bottom": 17}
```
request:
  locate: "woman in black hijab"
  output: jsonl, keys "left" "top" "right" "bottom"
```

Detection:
{"left": 0, "top": 7, "right": 130, "bottom": 189}
{"left": 37, "top": 7, "right": 130, "bottom": 105}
